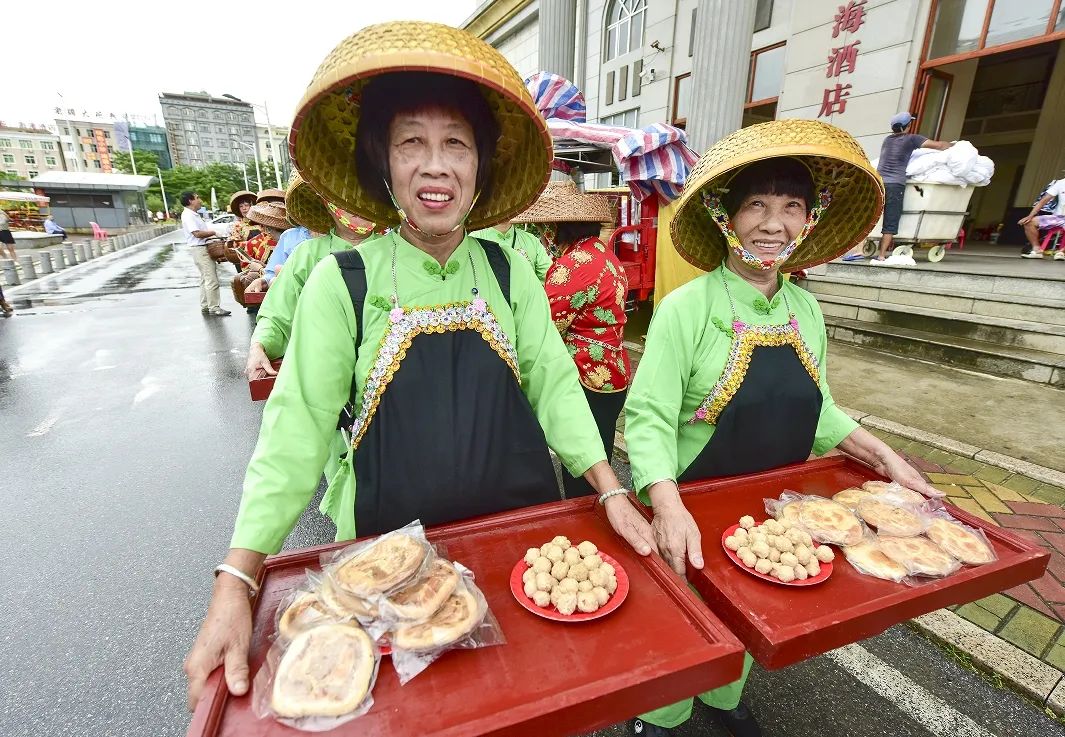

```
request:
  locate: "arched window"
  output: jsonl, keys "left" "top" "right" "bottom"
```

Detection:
{"left": 605, "top": 0, "right": 647, "bottom": 61}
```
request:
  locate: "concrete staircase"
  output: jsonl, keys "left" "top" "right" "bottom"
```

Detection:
{"left": 797, "top": 261, "right": 1065, "bottom": 388}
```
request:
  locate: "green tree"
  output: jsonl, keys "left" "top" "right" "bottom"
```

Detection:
{"left": 110, "top": 149, "right": 159, "bottom": 176}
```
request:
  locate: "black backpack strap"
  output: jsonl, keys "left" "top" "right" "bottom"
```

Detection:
{"left": 474, "top": 237, "right": 511, "bottom": 307}
{"left": 333, "top": 249, "right": 367, "bottom": 430}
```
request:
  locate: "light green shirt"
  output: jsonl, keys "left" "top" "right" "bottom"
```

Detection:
{"left": 624, "top": 265, "right": 858, "bottom": 497}
{"left": 471, "top": 225, "right": 553, "bottom": 282}
{"left": 232, "top": 232, "right": 605, "bottom": 553}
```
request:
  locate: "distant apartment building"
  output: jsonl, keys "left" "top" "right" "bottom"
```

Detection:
{"left": 53, "top": 118, "right": 117, "bottom": 172}
{"left": 159, "top": 91, "right": 257, "bottom": 168}
{"left": 129, "top": 125, "right": 173, "bottom": 169}
{"left": 256, "top": 123, "right": 291, "bottom": 182}
{"left": 0, "top": 125, "right": 67, "bottom": 179}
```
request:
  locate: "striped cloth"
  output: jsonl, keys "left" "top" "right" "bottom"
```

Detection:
{"left": 525, "top": 72, "right": 698, "bottom": 203}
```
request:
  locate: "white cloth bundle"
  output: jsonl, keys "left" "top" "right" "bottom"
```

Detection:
{"left": 873, "top": 140, "right": 994, "bottom": 187}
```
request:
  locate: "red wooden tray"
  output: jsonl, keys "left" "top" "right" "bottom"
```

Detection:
{"left": 631, "top": 455, "right": 1049, "bottom": 670}
{"left": 248, "top": 360, "right": 282, "bottom": 401}
{"left": 188, "top": 497, "right": 745, "bottom": 737}
{"left": 243, "top": 290, "right": 265, "bottom": 305}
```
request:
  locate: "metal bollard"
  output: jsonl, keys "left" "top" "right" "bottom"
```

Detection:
{"left": 38, "top": 251, "right": 54, "bottom": 274}
{"left": 63, "top": 243, "right": 77, "bottom": 265}
{"left": 1, "top": 259, "right": 19, "bottom": 286}
{"left": 18, "top": 254, "right": 37, "bottom": 281}
{"left": 75, "top": 243, "right": 88, "bottom": 262}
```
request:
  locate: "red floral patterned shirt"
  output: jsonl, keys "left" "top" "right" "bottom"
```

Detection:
{"left": 242, "top": 232, "right": 275, "bottom": 270}
{"left": 545, "top": 237, "right": 630, "bottom": 392}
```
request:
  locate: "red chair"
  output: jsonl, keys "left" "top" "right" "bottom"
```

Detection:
{"left": 1040, "top": 226, "right": 1064, "bottom": 252}
{"left": 89, "top": 221, "right": 109, "bottom": 240}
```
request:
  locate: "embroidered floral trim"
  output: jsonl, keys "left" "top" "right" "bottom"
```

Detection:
{"left": 688, "top": 317, "right": 821, "bottom": 426}
{"left": 350, "top": 301, "right": 520, "bottom": 449}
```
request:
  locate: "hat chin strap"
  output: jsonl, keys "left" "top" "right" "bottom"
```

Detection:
{"left": 383, "top": 179, "right": 480, "bottom": 240}
{"left": 703, "top": 189, "right": 833, "bottom": 271}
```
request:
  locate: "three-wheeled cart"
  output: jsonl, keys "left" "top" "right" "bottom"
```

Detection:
{"left": 864, "top": 181, "right": 973, "bottom": 262}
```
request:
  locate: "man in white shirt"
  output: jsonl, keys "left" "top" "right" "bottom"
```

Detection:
{"left": 180, "top": 191, "right": 231, "bottom": 315}
{"left": 1020, "top": 177, "right": 1065, "bottom": 260}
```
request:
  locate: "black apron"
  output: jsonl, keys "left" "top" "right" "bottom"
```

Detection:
{"left": 347, "top": 246, "right": 558, "bottom": 536}
{"left": 679, "top": 343, "right": 822, "bottom": 482}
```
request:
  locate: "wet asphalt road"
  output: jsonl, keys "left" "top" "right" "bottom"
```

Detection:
{"left": 0, "top": 232, "right": 1062, "bottom": 737}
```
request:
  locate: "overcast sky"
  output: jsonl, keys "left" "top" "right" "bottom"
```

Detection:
{"left": 2, "top": 0, "right": 480, "bottom": 130}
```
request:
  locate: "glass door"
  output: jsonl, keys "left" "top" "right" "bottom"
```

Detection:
{"left": 915, "top": 69, "right": 953, "bottom": 139}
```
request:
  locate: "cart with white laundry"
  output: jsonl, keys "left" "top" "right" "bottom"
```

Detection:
{"left": 864, "top": 181, "right": 974, "bottom": 262}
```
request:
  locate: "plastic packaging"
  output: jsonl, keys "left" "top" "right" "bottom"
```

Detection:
{"left": 925, "top": 513, "right": 997, "bottom": 566}
{"left": 877, "top": 534, "right": 961, "bottom": 578}
{"left": 252, "top": 621, "right": 382, "bottom": 732}
{"left": 765, "top": 491, "right": 864, "bottom": 546}
{"left": 841, "top": 534, "right": 911, "bottom": 584}
{"left": 388, "top": 563, "right": 505, "bottom": 685}
{"left": 273, "top": 571, "right": 355, "bottom": 643}
{"left": 855, "top": 495, "right": 929, "bottom": 537}
{"left": 861, "top": 480, "right": 929, "bottom": 507}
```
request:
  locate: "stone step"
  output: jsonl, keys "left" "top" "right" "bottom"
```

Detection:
{"left": 815, "top": 261, "right": 1064, "bottom": 300}
{"left": 798, "top": 274, "right": 1065, "bottom": 327}
{"left": 823, "top": 316, "right": 1065, "bottom": 387}
{"left": 807, "top": 293, "right": 1065, "bottom": 355}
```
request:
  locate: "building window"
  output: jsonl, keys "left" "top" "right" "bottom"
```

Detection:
{"left": 41, "top": 141, "right": 55, "bottom": 150}
{"left": 90, "top": 144, "right": 98, "bottom": 153}
{"left": 214, "top": 112, "right": 224, "bottom": 120}
{"left": 19, "top": 140, "right": 33, "bottom": 149}
{"left": 6, "top": 170, "right": 17, "bottom": 178}
{"left": 672, "top": 74, "right": 692, "bottom": 127}
{"left": 927, "top": 0, "right": 1059, "bottom": 60}
{"left": 2, "top": 154, "right": 13, "bottom": 164}
{"left": 601, "top": 108, "right": 638, "bottom": 128}
{"left": 228, "top": 112, "right": 236, "bottom": 121}
{"left": 755, "top": 0, "right": 774, "bottom": 32}
{"left": 184, "top": 108, "right": 193, "bottom": 116}
{"left": 203, "top": 138, "right": 212, "bottom": 147}
{"left": 28, "top": 170, "right": 38, "bottom": 178}
{"left": 199, "top": 124, "right": 210, "bottom": 132}
{"left": 605, "top": 0, "right": 647, "bottom": 61}
{"left": 216, "top": 125, "right": 225, "bottom": 134}
{"left": 24, "top": 154, "right": 36, "bottom": 165}
{"left": 747, "top": 42, "right": 786, "bottom": 105}
{"left": 230, "top": 126, "right": 239, "bottom": 135}
{"left": 45, "top": 156, "right": 57, "bottom": 166}
{"left": 93, "top": 160, "right": 101, "bottom": 168}
{"left": 0, "top": 139, "right": 9, "bottom": 148}
{"left": 104, "top": 131, "right": 110, "bottom": 138}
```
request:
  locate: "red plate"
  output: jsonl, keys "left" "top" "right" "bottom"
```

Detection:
{"left": 721, "top": 522, "right": 833, "bottom": 587}
{"left": 510, "top": 552, "right": 629, "bottom": 621}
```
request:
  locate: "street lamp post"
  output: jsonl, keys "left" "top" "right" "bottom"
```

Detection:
{"left": 232, "top": 139, "right": 262, "bottom": 191}
{"left": 241, "top": 161, "right": 249, "bottom": 191}
{"left": 157, "top": 166, "right": 170, "bottom": 219}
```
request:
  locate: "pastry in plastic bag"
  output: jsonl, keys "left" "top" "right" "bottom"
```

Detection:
{"left": 843, "top": 539, "right": 909, "bottom": 582}
{"left": 393, "top": 588, "right": 483, "bottom": 651}
{"left": 333, "top": 533, "right": 428, "bottom": 598}
{"left": 271, "top": 623, "right": 376, "bottom": 718}
{"left": 319, "top": 576, "right": 377, "bottom": 619}
{"left": 864, "top": 480, "right": 926, "bottom": 506}
{"left": 856, "top": 497, "right": 925, "bottom": 537}
{"left": 879, "top": 535, "right": 960, "bottom": 577}
{"left": 799, "top": 498, "right": 863, "bottom": 545}
{"left": 383, "top": 558, "right": 460, "bottom": 621}
{"left": 832, "top": 487, "right": 873, "bottom": 510}
{"left": 278, "top": 592, "right": 335, "bottom": 641}
{"left": 926, "top": 518, "right": 996, "bottom": 565}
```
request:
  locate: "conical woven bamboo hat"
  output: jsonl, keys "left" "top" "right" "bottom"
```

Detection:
{"left": 289, "top": 21, "right": 552, "bottom": 231}
{"left": 228, "top": 190, "right": 255, "bottom": 216}
{"left": 672, "top": 119, "right": 885, "bottom": 272}
{"left": 285, "top": 173, "right": 333, "bottom": 234}
{"left": 512, "top": 180, "right": 614, "bottom": 223}
{"left": 248, "top": 201, "right": 289, "bottom": 232}
{"left": 255, "top": 188, "right": 286, "bottom": 204}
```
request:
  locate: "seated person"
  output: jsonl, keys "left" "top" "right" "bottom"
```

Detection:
{"left": 44, "top": 216, "right": 67, "bottom": 239}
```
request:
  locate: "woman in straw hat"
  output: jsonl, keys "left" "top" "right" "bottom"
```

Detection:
{"left": 470, "top": 217, "right": 553, "bottom": 282}
{"left": 225, "top": 189, "right": 256, "bottom": 245}
{"left": 245, "top": 174, "right": 378, "bottom": 381}
{"left": 231, "top": 201, "right": 287, "bottom": 306}
{"left": 530, "top": 180, "right": 630, "bottom": 498}
{"left": 624, "top": 120, "right": 942, "bottom": 736}
{"left": 184, "top": 20, "right": 655, "bottom": 708}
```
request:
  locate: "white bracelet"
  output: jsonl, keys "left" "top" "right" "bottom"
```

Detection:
{"left": 597, "top": 488, "right": 630, "bottom": 506}
{"left": 214, "top": 563, "right": 260, "bottom": 596}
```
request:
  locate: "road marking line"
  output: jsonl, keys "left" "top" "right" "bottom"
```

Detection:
{"left": 827, "top": 643, "right": 996, "bottom": 737}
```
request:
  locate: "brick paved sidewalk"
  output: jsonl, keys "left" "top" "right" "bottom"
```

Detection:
{"left": 866, "top": 426, "right": 1065, "bottom": 674}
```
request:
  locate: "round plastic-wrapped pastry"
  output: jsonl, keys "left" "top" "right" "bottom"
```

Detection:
{"left": 754, "top": 558, "right": 773, "bottom": 574}
{"left": 551, "top": 535, "right": 571, "bottom": 550}
{"left": 563, "top": 548, "right": 581, "bottom": 565}
{"left": 556, "top": 592, "right": 578, "bottom": 616}
{"left": 544, "top": 544, "right": 564, "bottom": 562}
{"left": 751, "top": 542, "right": 771, "bottom": 559}
{"left": 592, "top": 586, "right": 609, "bottom": 607}
{"left": 522, "top": 568, "right": 536, "bottom": 585}
{"left": 806, "top": 559, "right": 821, "bottom": 577}
{"left": 793, "top": 564, "right": 808, "bottom": 580}
{"left": 604, "top": 576, "right": 618, "bottom": 594}
{"left": 523, "top": 548, "right": 540, "bottom": 566}
{"left": 569, "top": 562, "right": 589, "bottom": 582}
{"left": 795, "top": 547, "right": 812, "bottom": 566}
{"left": 739, "top": 515, "right": 756, "bottom": 529}
{"left": 551, "top": 560, "right": 570, "bottom": 580}
{"left": 523, "top": 579, "right": 537, "bottom": 598}
{"left": 724, "top": 536, "right": 742, "bottom": 551}
{"left": 578, "top": 580, "right": 593, "bottom": 592}
{"left": 768, "top": 549, "right": 781, "bottom": 563}
{"left": 577, "top": 541, "right": 598, "bottom": 557}
{"left": 532, "top": 590, "right": 551, "bottom": 607}
{"left": 584, "top": 553, "right": 603, "bottom": 570}
{"left": 535, "top": 571, "right": 555, "bottom": 592}
{"left": 558, "top": 577, "right": 579, "bottom": 594}
{"left": 780, "top": 552, "right": 798, "bottom": 567}
{"left": 577, "top": 591, "right": 600, "bottom": 613}
{"left": 815, "top": 545, "right": 835, "bottom": 563}
{"left": 774, "top": 566, "right": 796, "bottom": 583}
{"left": 531, "top": 557, "right": 552, "bottom": 574}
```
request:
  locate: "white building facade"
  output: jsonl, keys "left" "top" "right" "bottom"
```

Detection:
{"left": 0, "top": 127, "right": 67, "bottom": 179}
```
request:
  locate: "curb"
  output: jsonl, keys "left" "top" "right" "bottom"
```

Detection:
{"left": 911, "top": 609, "right": 1065, "bottom": 715}
{"left": 839, "top": 406, "right": 1065, "bottom": 489}
{"left": 6, "top": 227, "right": 180, "bottom": 296}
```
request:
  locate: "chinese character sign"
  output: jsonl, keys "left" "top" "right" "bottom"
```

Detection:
{"left": 819, "top": 1, "right": 867, "bottom": 118}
